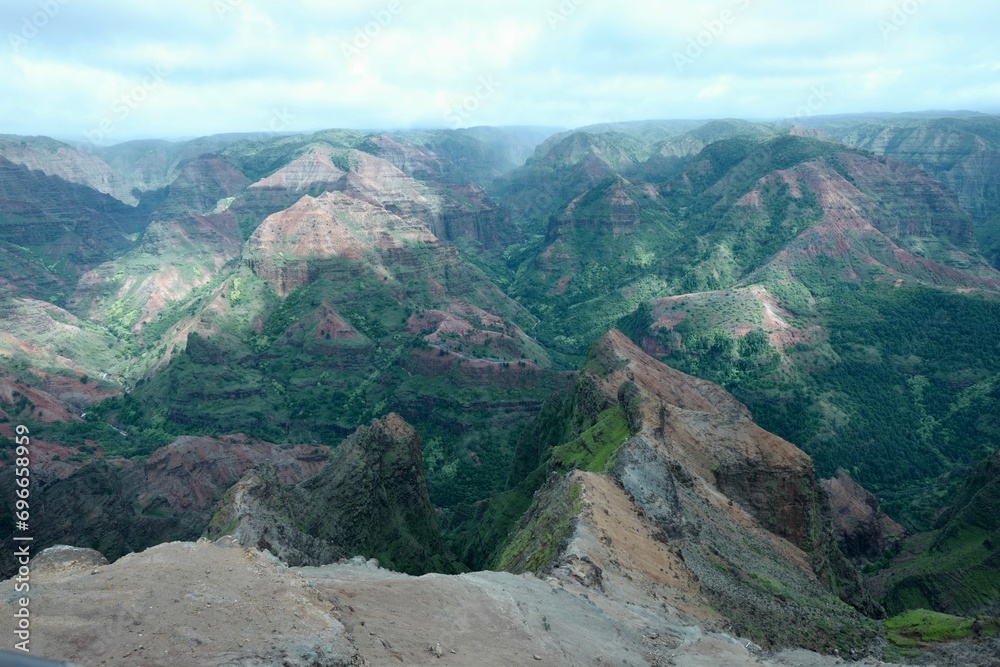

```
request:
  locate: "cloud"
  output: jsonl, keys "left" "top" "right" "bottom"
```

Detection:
{"left": 1, "top": 0, "right": 996, "bottom": 141}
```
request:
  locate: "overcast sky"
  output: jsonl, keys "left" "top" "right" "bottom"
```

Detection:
{"left": 2, "top": 0, "right": 998, "bottom": 143}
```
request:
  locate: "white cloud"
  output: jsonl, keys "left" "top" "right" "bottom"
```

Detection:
{"left": 0, "top": 0, "right": 996, "bottom": 139}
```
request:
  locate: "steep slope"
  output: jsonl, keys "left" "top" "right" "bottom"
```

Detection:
{"left": 67, "top": 155, "right": 248, "bottom": 359}
{"left": 506, "top": 134, "right": 1000, "bottom": 360}
{"left": 243, "top": 188, "right": 436, "bottom": 297}
{"left": 871, "top": 447, "right": 1000, "bottom": 617}
{"left": 642, "top": 281, "right": 1000, "bottom": 526}
{"left": 492, "top": 130, "right": 657, "bottom": 239}
{"left": 639, "top": 119, "right": 785, "bottom": 181}
{"left": 748, "top": 152, "right": 998, "bottom": 290}
{"left": 125, "top": 159, "right": 569, "bottom": 506}
{"left": 207, "top": 413, "right": 452, "bottom": 574}
{"left": 489, "top": 331, "right": 880, "bottom": 653}
{"left": 822, "top": 470, "right": 906, "bottom": 566}
{"left": 0, "top": 295, "right": 123, "bottom": 414}
{"left": 802, "top": 114, "right": 1000, "bottom": 270}
{"left": 540, "top": 133, "right": 1000, "bottom": 530}
{"left": 89, "top": 133, "right": 257, "bottom": 197}
{"left": 0, "top": 134, "right": 136, "bottom": 204}
{"left": 0, "top": 156, "right": 146, "bottom": 301}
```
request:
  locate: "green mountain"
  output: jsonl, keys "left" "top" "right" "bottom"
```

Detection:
{"left": 2, "top": 117, "right": 1000, "bottom": 656}
{"left": 800, "top": 113, "right": 1000, "bottom": 270}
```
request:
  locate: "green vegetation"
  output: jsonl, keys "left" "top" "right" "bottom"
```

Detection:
{"left": 442, "top": 372, "right": 626, "bottom": 570}
{"left": 884, "top": 609, "right": 979, "bottom": 646}
{"left": 4, "top": 116, "right": 1000, "bottom": 626}
{"left": 642, "top": 282, "right": 1000, "bottom": 532}
{"left": 494, "top": 477, "right": 583, "bottom": 574}
{"left": 875, "top": 449, "right": 1000, "bottom": 617}
{"left": 549, "top": 407, "right": 630, "bottom": 473}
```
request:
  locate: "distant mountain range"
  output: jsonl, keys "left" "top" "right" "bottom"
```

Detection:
{"left": 1, "top": 113, "right": 999, "bottom": 662}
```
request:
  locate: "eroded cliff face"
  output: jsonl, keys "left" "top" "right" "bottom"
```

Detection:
{"left": 234, "top": 143, "right": 514, "bottom": 255}
{"left": 0, "top": 156, "right": 146, "bottom": 289}
{"left": 0, "top": 138, "right": 137, "bottom": 205}
{"left": 209, "top": 413, "right": 453, "bottom": 575}
{"left": 243, "top": 189, "right": 437, "bottom": 297}
{"left": 821, "top": 470, "right": 906, "bottom": 565}
{"left": 497, "top": 330, "right": 882, "bottom": 654}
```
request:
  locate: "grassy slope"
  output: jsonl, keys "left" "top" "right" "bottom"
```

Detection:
{"left": 873, "top": 450, "right": 1000, "bottom": 617}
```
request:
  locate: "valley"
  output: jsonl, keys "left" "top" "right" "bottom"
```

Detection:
{"left": 2, "top": 114, "right": 1000, "bottom": 665}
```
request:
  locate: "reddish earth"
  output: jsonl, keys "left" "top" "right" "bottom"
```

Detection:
{"left": 0, "top": 374, "right": 86, "bottom": 423}
{"left": 365, "top": 134, "right": 446, "bottom": 180}
{"left": 137, "top": 436, "right": 329, "bottom": 513}
{"left": 748, "top": 158, "right": 1000, "bottom": 291}
{"left": 250, "top": 146, "right": 346, "bottom": 190}
{"left": 404, "top": 348, "right": 574, "bottom": 391}
{"left": 821, "top": 470, "right": 906, "bottom": 563}
{"left": 554, "top": 275, "right": 571, "bottom": 294}
{"left": 592, "top": 331, "right": 822, "bottom": 553}
{"left": 245, "top": 190, "right": 437, "bottom": 295}
{"left": 0, "top": 425, "right": 108, "bottom": 480}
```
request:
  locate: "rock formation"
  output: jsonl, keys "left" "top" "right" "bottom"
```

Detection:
{"left": 496, "top": 330, "right": 883, "bottom": 653}
{"left": 208, "top": 413, "right": 453, "bottom": 575}
{"left": 821, "top": 470, "right": 906, "bottom": 564}
{"left": 1, "top": 539, "right": 889, "bottom": 667}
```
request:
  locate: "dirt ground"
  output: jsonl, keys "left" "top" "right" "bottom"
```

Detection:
{"left": 0, "top": 540, "right": 898, "bottom": 667}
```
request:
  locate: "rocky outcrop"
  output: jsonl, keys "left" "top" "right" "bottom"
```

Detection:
{"left": 1, "top": 539, "right": 885, "bottom": 667}
{"left": 243, "top": 190, "right": 436, "bottom": 296}
{"left": 210, "top": 413, "right": 453, "bottom": 575}
{"left": 230, "top": 145, "right": 349, "bottom": 238}
{"left": 497, "top": 330, "right": 883, "bottom": 654}
{"left": 2, "top": 541, "right": 365, "bottom": 666}
{"left": 361, "top": 134, "right": 447, "bottom": 181}
{"left": 821, "top": 470, "right": 906, "bottom": 564}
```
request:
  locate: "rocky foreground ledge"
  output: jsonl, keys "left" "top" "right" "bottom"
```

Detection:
{"left": 1, "top": 541, "right": 893, "bottom": 667}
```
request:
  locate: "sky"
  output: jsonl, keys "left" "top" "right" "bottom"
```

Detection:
{"left": 2, "top": 0, "right": 998, "bottom": 144}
